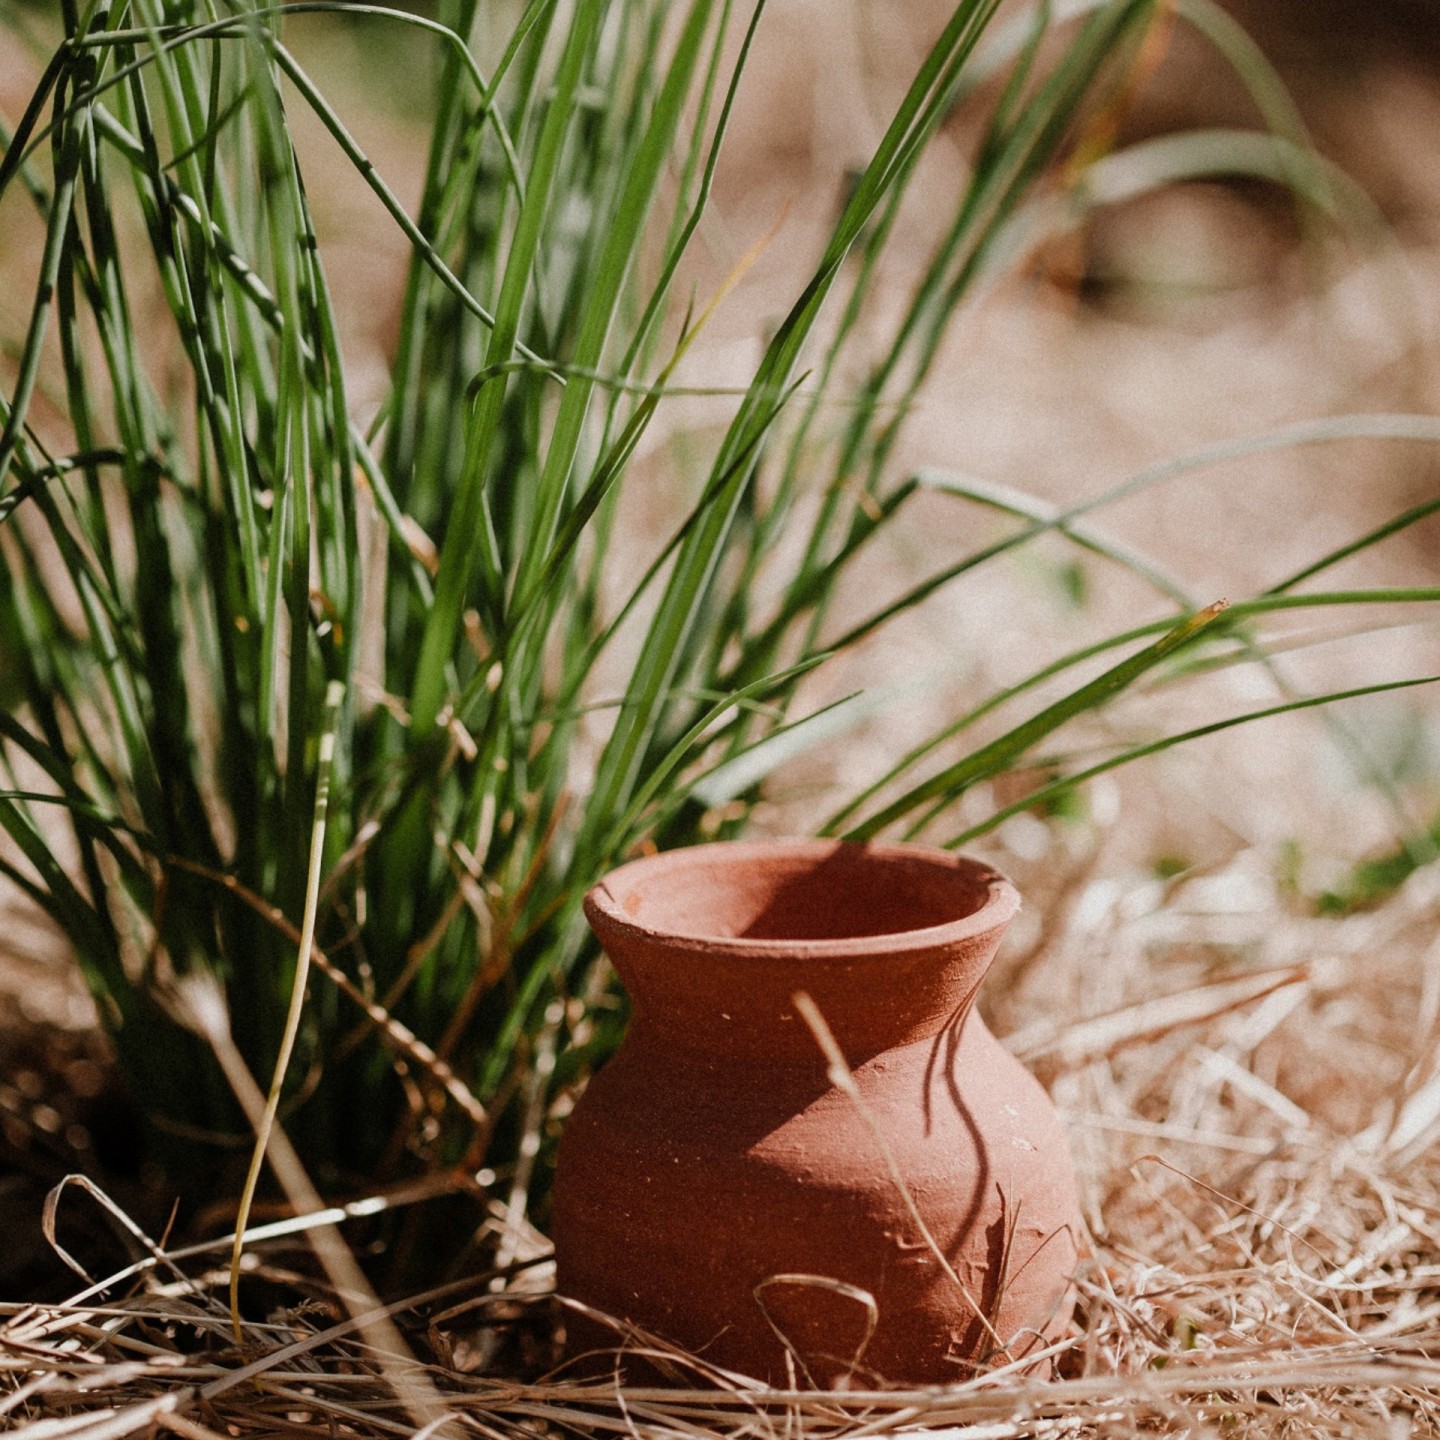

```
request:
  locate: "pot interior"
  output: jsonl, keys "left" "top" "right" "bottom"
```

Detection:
{"left": 608, "top": 844, "right": 997, "bottom": 943}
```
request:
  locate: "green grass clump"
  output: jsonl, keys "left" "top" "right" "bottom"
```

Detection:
{"left": 0, "top": 0, "right": 1436, "bottom": 1251}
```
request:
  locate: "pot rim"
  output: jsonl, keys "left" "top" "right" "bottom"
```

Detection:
{"left": 584, "top": 838, "right": 1020, "bottom": 960}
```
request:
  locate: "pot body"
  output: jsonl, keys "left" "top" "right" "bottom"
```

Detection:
{"left": 551, "top": 840, "right": 1080, "bottom": 1386}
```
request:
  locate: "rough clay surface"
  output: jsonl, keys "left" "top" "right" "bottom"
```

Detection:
{"left": 551, "top": 840, "right": 1082, "bottom": 1386}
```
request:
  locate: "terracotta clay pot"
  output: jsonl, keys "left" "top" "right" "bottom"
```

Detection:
{"left": 551, "top": 839, "right": 1081, "bottom": 1386}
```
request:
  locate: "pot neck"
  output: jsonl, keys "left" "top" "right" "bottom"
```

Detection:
{"left": 591, "top": 924, "right": 1008, "bottom": 1065}
{"left": 584, "top": 842, "right": 1019, "bottom": 1064}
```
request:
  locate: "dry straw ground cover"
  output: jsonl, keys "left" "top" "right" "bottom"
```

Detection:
{"left": 3, "top": 0, "right": 1440, "bottom": 1435}
{"left": 8, "top": 855, "right": 1440, "bottom": 1437}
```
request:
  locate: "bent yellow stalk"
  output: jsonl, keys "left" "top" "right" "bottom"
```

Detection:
{"left": 229, "top": 679, "right": 346, "bottom": 1340}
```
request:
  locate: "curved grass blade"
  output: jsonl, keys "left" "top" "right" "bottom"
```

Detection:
{"left": 915, "top": 468, "right": 1192, "bottom": 607}
{"left": 17, "top": 5, "right": 541, "bottom": 352}
{"left": 841, "top": 601, "right": 1229, "bottom": 841}
{"left": 820, "top": 413, "right": 1440, "bottom": 659}
{"left": 826, "top": 586, "right": 1440, "bottom": 837}
{"left": 945, "top": 672, "right": 1440, "bottom": 849}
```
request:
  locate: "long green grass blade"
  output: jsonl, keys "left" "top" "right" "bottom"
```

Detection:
{"left": 947, "top": 673, "right": 1440, "bottom": 849}
{"left": 841, "top": 602, "right": 1229, "bottom": 840}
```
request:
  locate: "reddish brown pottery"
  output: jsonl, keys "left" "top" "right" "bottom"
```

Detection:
{"left": 551, "top": 839, "right": 1081, "bottom": 1386}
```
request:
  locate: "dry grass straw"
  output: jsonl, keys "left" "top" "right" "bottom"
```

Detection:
{"left": 7, "top": 848, "right": 1440, "bottom": 1439}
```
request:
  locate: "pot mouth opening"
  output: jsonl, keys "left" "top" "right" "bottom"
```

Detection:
{"left": 586, "top": 839, "right": 1017, "bottom": 954}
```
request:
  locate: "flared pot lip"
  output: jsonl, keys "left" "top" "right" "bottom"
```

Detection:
{"left": 584, "top": 838, "right": 1020, "bottom": 960}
